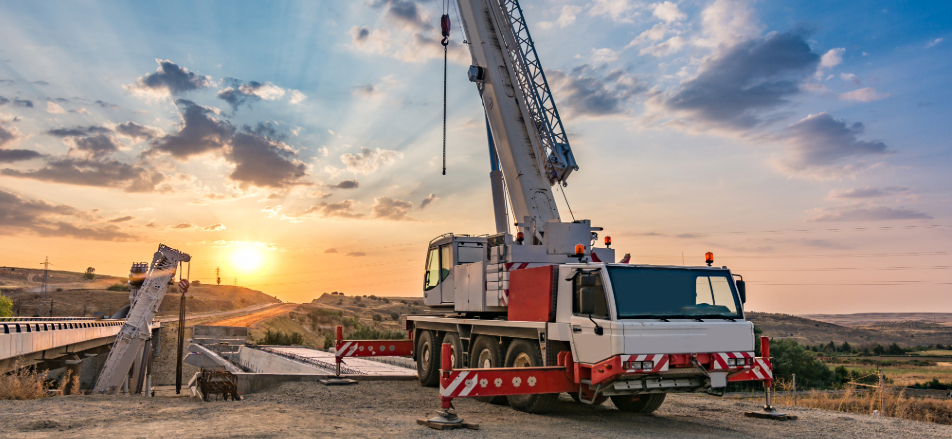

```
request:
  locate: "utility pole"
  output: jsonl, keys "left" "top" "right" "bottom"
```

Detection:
{"left": 39, "top": 257, "right": 52, "bottom": 316}
{"left": 216, "top": 266, "right": 221, "bottom": 285}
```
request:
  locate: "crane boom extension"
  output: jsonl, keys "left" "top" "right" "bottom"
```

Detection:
{"left": 93, "top": 244, "right": 190, "bottom": 394}
{"left": 458, "top": 0, "right": 567, "bottom": 233}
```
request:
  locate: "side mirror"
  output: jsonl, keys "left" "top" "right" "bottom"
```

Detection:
{"left": 579, "top": 273, "right": 597, "bottom": 287}
{"left": 579, "top": 287, "right": 596, "bottom": 314}
{"left": 736, "top": 279, "right": 746, "bottom": 304}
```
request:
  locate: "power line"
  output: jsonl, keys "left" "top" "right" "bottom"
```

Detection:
{"left": 622, "top": 224, "right": 952, "bottom": 238}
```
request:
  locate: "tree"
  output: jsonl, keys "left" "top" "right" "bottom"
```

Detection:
{"left": 872, "top": 344, "right": 885, "bottom": 355}
{"left": 83, "top": 267, "right": 96, "bottom": 280}
{"left": 768, "top": 339, "right": 835, "bottom": 389}
{"left": 887, "top": 343, "right": 904, "bottom": 355}
{"left": 826, "top": 341, "right": 837, "bottom": 352}
{"left": 0, "top": 295, "right": 13, "bottom": 317}
{"left": 390, "top": 312, "right": 400, "bottom": 321}
{"left": 840, "top": 341, "right": 852, "bottom": 353}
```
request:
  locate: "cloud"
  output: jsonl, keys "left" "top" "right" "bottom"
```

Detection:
{"left": 33, "top": 80, "right": 49, "bottom": 86}
{"left": 588, "top": 0, "right": 640, "bottom": 22}
{"left": 926, "top": 38, "right": 944, "bottom": 48}
{"left": 371, "top": 196, "right": 415, "bottom": 221}
{"left": 420, "top": 193, "right": 438, "bottom": 209}
{"left": 46, "top": 102, "right": 66, "bottom": 114}
{"left": 0, "top": 124, "right": 22, "bottom": 147}
{"left": 11, "top": 98, "right": 33, "bottom": 108}
{"left": 840, "top": 73, "right": 861, "bottom": 84}
{"left": 289, "top": 90, "right": 306, "bottom": 105}
{"left": 328, "top": 179, "right": 359, "bottom": 189}
{"left": 808, "top": 205, "right": 931, "bottom": 222}
{"left": 146, "top": 99, "right": 234, "bottom": 159}
{"left": 170, "top": 223, "right": 196, "bottom": 229}
{"left": 66, "top": 134, "right": 122, "bottom": 159}
{"left": 640, "top": 36, "right": 687, "bottom": 57}
{"left": 349, "top": 1, "right": 469, "bottom": 65}
{"left": 352, "top": 84, "right": 376, "bottom": 97}
{"left": 0, "top": 189, "right": 136, "bottom": 241}
{"left": 125, "top": 59, "right": 212, "bottom": 98}
{"left": 341, "top": 147, "right": 401, "bottom": 175}
{"left": 323, "top": 248, "right": 338, "bottom": 254}
{"left": 839, "top": 87, "right": 890, "bottom": 102}
{"left": 695, "top": 0, "right": 763, "bottom": 48}
{"left": 828, "top": 186, "right": 911, "bottom": 199}
{"left": 777, "top": 112, "right": 890, "bottom": 177}
{"left": 1, "top": 157, "right": 165, "bottom": 192}
{"left": 95, "top": 100, "right": 120, "bottom": 109}
{"left": 544, "top": 5, "right": 582, "bottom": 28}
{"left": 346, "top": 251, "right": 366, "bottom": 257}
{"left": 217, "top": 78, "right": 287, "bottom": 110}
{"left": 203, "top": 223, "right": 226, "bottom": 231}
{"left": 227, "top": 124, "right": 307, "bottom": 189}
{"left": 107, "top": 216, "right": 134, "bottom": 223}
{"left": 548, "top": 66, "right": 644, "bottom": 117}
{"left": 654, "top": 30, "right": 819, "bottom": 130}
{"left": 308, "top": 189, "right": 331, "bottom": 198}
{"left": 115, "top": 121, "right": 162, "bottom": 141}
{"left": 0, "top": 149, "right": 42, "bottom": 163}
{"left": 281, "top": 200, "right": 365, "bottom": 222}
{"left": 46, "top": 125, "right": 111, "bottom": 138}
{"left": 629, "top": 23, "right": 668, "bottom": 46}
{"left": 652, "top": 2, "right": 685, "bottom": 23}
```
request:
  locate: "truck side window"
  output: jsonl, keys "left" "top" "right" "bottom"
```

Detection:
{"left": 457, "top": 242, "right": 484, "bottom": 264}
{"left": 572, "top": 273, "right": 609, "bottom": 319}
{"left": 424, "top": 247, "right": 440, "bottom": 290}
{"left": 440, "top": 245, "right": 452, "bottom": 281}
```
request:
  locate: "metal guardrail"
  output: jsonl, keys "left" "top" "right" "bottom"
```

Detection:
{"left": 0, "top": 317, "right": 117, "bottom": 322}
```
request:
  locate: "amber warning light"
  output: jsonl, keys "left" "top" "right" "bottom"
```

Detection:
{"left": 604, "top": 236, "right": 611, "bottom": 248}
{"left": 705, "top": 252, "right": 714, "bottom": 266}
{"left": 574, "top": 244, "right": 585, "bottom": 256}
{"left": 516, "top": 231, "right": 525, "bottom": 243}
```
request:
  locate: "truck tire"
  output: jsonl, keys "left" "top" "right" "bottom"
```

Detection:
{"left": 504, "top": 339, "right": 559, "bottom": 414}
{"left": 416, "top": 330, "right": 442, "bottom": 387}
{"left": 470, "top": 336, "right": 507, "bottom": 405}
{"left": 610, "top": 393, "right": 666, "bottom": 413}
{"left": 442, "top": 332, "right": 464, "bottom": 369}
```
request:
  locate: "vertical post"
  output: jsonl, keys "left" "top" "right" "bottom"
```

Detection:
{"left": 879, "top": 368, "right": 885, "bottom": 414}
{"left": 761, "top": 336, "right": 772, "bottom": 409}
{"left": 792, "top": 374, "right": 797, "bottom": 407}
{"left": 335, "top": 325, "right": 343, "bottom": 377}
{"left": 440, "top": 343, "right": 452, "bottom": 410}
{"left": 175, "top": 291, "right": 186, "bottom": 394}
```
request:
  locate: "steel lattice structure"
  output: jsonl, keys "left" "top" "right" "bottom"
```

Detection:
{"left": 497, "top": 0, "right": 577, "bottom": 186}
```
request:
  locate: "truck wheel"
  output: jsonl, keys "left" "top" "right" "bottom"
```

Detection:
{"left": 470, "top": 336, "right": 507, "bottom": 405}
{"left": 610, "top": 393, "right": 666, "bottom": 413}
{"left": 504, "top": 339, "right": 559, "bottom": 414}
{"left": 416, "top": 330, "right": 443, "bottom": 387}
{"left": 443, "top": 332, "right": 464, "bottom": 368}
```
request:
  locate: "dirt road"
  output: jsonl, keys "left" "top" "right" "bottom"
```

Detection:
{"left": 204, "top": 303, "right": 298, "bottom": 327}
{"left": 2, "top": 381, "right": 950, "bottom": 438}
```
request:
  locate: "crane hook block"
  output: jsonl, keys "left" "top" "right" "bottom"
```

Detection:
{"left": 440, "top": 14, "right": 451, "bottom": 46}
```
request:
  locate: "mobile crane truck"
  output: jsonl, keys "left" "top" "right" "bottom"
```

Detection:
{"left": 339, "top": 0, "right": 775, "bottom": 419}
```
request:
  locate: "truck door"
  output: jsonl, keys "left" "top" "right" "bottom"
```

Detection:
{"left": 439, "top": 244, "right": 454, "bottom": 303}
{"left": 569, "top": 272, "right": 613, "bottom": 363}
{"left": 423, "top": 244, "right": 455, "bottom": 306}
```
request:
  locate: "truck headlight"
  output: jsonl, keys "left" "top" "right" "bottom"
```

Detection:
{"left": 642, "top": 361, "right": 653, "bottom": 369}
{"left": 727, "top": 358, "right": 737, "bottom": 366}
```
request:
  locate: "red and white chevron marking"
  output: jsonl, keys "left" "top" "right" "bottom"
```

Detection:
{"left": 335, "top": 340, "right": 413, "bottom": 358}
{"left": 727, "top": 358, "right": 773, "bottom": 382}
{"left": 711, "top": 351, "right": 755, "bottom": 370}
{"left": 440, "top": 367, "right": 576, "bottom": 399}
{"left": 622, "top": 354, "right": 669, "bottom": 372}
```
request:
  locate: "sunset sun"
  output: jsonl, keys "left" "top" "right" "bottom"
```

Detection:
{"left": 231, "top": 247, "right": 265, "bottom": 275}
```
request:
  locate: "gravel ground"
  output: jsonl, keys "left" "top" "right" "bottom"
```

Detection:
{"left": 1, "top": 381, "right": 949, "bottom": 438}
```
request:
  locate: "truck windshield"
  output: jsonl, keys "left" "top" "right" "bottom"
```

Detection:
{"left": 606, "top": 267, "right": 742, "bottom": 319}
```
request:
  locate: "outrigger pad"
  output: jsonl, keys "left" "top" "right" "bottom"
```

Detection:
{"left": 318, "top": 378, "right": 358, "bottom": 386}
{"left": 744, "top": 407, "right": 798, "bottom": 421}
{"left": 417, "top": 411, "right": 479, "bottom": 430}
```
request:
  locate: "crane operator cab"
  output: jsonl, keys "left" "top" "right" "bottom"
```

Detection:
{"left": 423, "top": 234, "right": 488, "bottom": 307}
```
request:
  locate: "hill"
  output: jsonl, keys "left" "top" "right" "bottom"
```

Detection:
{"left": 747, "top": 312, "right": 952, "bottom": 348}
{"left": 0, "top": 266, "right": 280, "bottom": 317}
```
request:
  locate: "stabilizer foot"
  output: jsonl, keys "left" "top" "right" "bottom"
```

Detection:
{"left": 416, "top": 410, "right": 479, "bottom": 430}
{"left": 744, "top": 406, "right": 797, "bottom": 421}
{"left": 318, "top": 378, "right": 358, "bottom": 386}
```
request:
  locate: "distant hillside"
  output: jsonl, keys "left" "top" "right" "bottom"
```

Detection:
{"left": 747, "top": 312, "right": 952, "bottom": 348}
{"left": 801, "top": 313, "right": 952, "bottom": 327}
{"left": 0, "top": 266, "right": 279, "bottom": 317}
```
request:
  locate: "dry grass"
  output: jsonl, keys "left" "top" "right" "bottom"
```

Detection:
{"left": 766, "top": 379, "right": 952, "bottom": 425}
{"left": 0, "top": 359, "right": 48, "bottom": 400}
{"left": 829, "top": 362, "right": 952, "bottom": 387}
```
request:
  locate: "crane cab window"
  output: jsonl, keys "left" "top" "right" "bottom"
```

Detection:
{"left": 457, "top": 242, "right": 485, "bottom": 265}
{"left": 572, "top": 272, "right": 609, "bottom": 319}
{"left": 440, "top": 245, "right": 452, "bottom": 280}
{"left": 424, "top": 247, "right": 440, "bottom": 290}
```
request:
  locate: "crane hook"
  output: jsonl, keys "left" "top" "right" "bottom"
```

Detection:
{"left": 441, "top": 14, "right": 451, "bottom": 47}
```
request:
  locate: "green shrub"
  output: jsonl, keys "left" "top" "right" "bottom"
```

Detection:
{"left": 390, "top": 312, "right": 400, "bottom": 321}
{"left": 257, "top": 329, "right": 304, "bottom": 346}
{"left": 348, "top": 323, "right": 404, "bottom": 340}
{"left": 372, "top": 314, "right": 382, "bottom": 322}
{"left": 106, "top": 283, "right": 128, "bottom": 291}
{"left": 0, "top": 296, "right": 12, "bottom": 318}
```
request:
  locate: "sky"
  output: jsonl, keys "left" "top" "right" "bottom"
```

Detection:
{"left": 0, "top": 0, "right": 949, "bottom": 314}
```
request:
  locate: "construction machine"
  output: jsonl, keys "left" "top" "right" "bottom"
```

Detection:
{"left": 402, "top": 0, "right": 773, "bottom": 414}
